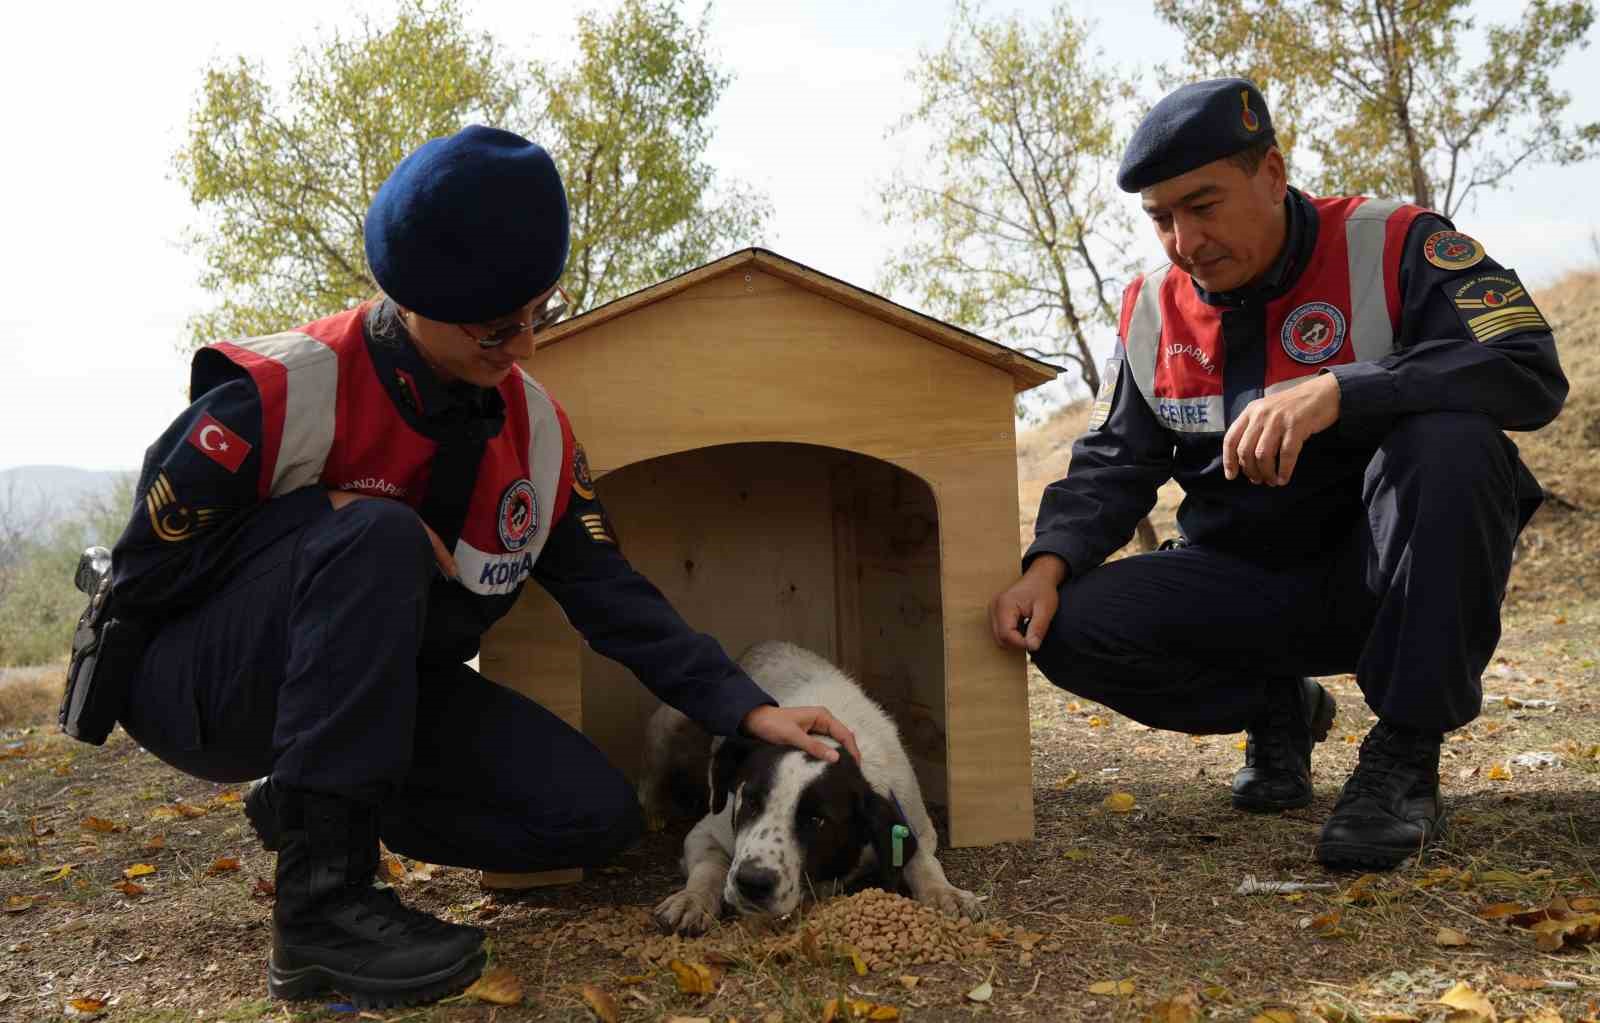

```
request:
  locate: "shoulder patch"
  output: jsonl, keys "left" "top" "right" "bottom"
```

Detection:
{"left": 572, "top": 442, "right": 596, "bottom": 500}
{"left": 1422, "top": 230, "right": 1485, "bottom": 270}
{"left": 1447, "top": 270, "right": 1549, "bottom": 343}
{"left": 1087, "top": 358, "right": 1122, "bottom": 431}
{"left": 146, "top": 472, "right": 221, "bottom": 543}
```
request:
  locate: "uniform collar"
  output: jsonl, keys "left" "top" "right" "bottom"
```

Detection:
{"left": 1192, "top": 187, "right": 1319, "bottom": 309}
{"left": 364, "top": 300, "right": 507, "bottom": 442}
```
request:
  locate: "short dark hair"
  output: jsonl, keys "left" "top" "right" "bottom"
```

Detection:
{"left": 1227, "top": 138, "right": 1277, "bottom": 176}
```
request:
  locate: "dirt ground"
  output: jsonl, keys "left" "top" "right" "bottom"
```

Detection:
{"left": 2, "top": 272, "right": 1597, "bottom": 1022}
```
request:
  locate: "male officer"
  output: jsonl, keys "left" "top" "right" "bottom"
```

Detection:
{"left": 106, "top": 126, "right": 858, "bottom": 1007}
{"left": 989, "top": 79, "right": 1566, "bottom": 870}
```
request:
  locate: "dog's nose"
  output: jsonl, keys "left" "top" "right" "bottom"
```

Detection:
{"left": 733, "top": 864, "right": 778, "bottom": 905}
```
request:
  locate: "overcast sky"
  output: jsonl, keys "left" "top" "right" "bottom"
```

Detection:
{"left": 2, "top": 1, "right": 1595, "bottom": 471}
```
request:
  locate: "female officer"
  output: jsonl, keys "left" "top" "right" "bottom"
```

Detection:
{"left": 107, "top": 126, "right": 858, "bottom": 1008}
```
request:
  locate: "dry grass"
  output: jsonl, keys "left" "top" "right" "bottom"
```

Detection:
{"left": 0, "top": 662, "right": 63, "bottom": 730}
{"left": 0, "top": 271, "right": 1594, "bottom": 1021}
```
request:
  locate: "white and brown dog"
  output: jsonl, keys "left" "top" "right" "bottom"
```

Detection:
{"left": 644, "top": 641, "right": 980, "bottom": 934}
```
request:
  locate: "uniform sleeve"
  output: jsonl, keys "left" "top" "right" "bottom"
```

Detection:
{"left": 530, "top": 467, "right": 776, "bottom": 737}
{"left": 1327, "top": 213, "right": 1568, "bottom": 441}
{"left": 111, "top": 362, "right": 328, "bottom": 613}
{"left": 1023, "top": 351, "right": 1175, "bottom": 579}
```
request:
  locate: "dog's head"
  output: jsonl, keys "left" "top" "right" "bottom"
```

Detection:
{"left": 709, "top": 737, "right": 919, "bottom": 917}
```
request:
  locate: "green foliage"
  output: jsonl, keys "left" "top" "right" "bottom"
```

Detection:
{"left": 530, "top": 0, "right": 772, "bottom": 311}
{"left": 0, "top": 477, "right": 135, "bottom": 668}
{"left": 878, "top": 1, "right": 1141, "bottom": 396}
{"left": 176, "top": 0, "right": 766, "bottom": 348}
{"left": 1154, "top": 0, "right": 1600, "bottom": 216}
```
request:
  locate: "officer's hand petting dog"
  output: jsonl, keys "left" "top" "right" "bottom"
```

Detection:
{"left": 1221, "top": 371, "right": 1342, "bottom": 486}
{"left": 741, "top": 703, "right": 861, "bottom": 763}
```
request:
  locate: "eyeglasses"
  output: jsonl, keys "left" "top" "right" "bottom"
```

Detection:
{"left": 457, "top": 285, "right": 571, "bottom": 349}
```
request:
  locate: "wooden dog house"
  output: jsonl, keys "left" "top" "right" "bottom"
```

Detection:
{"left": 480, "top": 248, "right": 1056, "bottom": 880}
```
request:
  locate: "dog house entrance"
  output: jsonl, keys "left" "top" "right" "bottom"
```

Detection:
{"left": 574, "top": 442, "right": 947, "bottom": 805}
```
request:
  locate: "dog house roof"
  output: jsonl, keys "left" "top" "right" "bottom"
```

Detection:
{"left": 533, "top": 248, "right": 1061, "bottom": 393}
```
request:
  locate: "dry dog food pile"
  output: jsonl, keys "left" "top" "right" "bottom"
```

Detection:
{"left": 572, "top": 888, "right": 1056, "bottom": 972}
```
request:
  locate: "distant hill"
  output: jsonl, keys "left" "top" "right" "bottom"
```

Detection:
{"left": 0, "top": 465, "right": 131, "bottom": 538}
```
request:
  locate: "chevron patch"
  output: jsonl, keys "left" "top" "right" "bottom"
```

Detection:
{"left": 146, "top": 472, "right": 221, "bottom": 542}
{"left": 579, "top": 512, "right": 616, "bottom": 546}
{"left": 1448, "top": 271, "right": 1549, "bottom": 343}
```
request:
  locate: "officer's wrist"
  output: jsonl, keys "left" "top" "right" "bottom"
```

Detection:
{"left": 1025, "top": 553, "right": 1069, "bottom": 589}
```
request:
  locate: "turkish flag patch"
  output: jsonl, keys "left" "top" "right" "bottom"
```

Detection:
{"left": 186, "top": 413, "right": 252, "bottom": 473}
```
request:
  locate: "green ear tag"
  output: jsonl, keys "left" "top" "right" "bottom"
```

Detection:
{"left": 891, "top": 824, "right": 911, "bottom": 868}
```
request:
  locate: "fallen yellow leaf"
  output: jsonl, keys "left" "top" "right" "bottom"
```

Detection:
{"left": 822, "top": 997, "right": 840, "bottom": 1023}
{"left": 1310, "top": 909, "right": 1343, "bottom": 933}
{"left": 965, "top": 980, "right": 993, "bottom": 1002}
{"left": 897, "top": 975, "right": 921, "bottom": 989}
{"left": 4, "top": 895, "right": 37, "bottom": 913}
{"left": 1104, "top": 914, "right": 1138, "bottom": 926}
{"left": 1053, "top": 770, "right": 1081, "bottom": 789}
{"left": 669, "top": 959, "right": 716, "bottom": 995}
{"left": 65, "top": 996, "right": 107, "bottom": 1015}
{"left": 381, "top": 851, "right": 406, "bottom": 881}
{"left": 113, "top": 880, "right": 145, "bottom": 897}
{"left": 213, "top": 790, "right": 243, "bottom": 804}
{"left": 1367, "top": 1014, "right": 1421, "bottom": 1023}
{"left": 1088, "top": 715, "right": 1106, "bottom": 728}
{"left": 865, "top": 1005, "right": 899, "bottom": 1021}
{"left": 1435, "top": 981, "right": 1496, "bottom": 1022}
{"left": 579, "top": 984, "right": 618, "bottom": 1022}
{"left": 1234, "top": 738, "right": 1248, "bottom": 751}
{"left": 205, "top": 857, "right": 241, "bottom": 876}
{"left": 142, "top": 834, "right": 165, "bottom": 853}
{"left": 1477, "top": 901, "right": 1525, "bottom": 918}
{"left": 1103, "top": 792, "right": 1137, "bottom": 813}
{"left": 81, "top": 817, "right": 125, "bottom": 834}
{"left": 123, "top": 864, "right": 156, "bottom": 879}
{"left": 1149, "top": 991, "right": 1201, "bottom": 1023}
{"left": 43, "top": 865, "right": 73, "bottom": 882}
{"left": 1250, "top": 1011, "right": 1296, "bottom": 1023}
{"left": 463, "top": 967, "right": 523, "bottom": 1005}
{"left": 1088, "top": 979, "right": 1135, "bottom": 996}
{"left": 1486, "top": 763, "right": 1512, "bottom": 781}
{"left": 1435, "top": 927, "right": 1470, "bottom": 946}
{"left": 844, "top": 945, "right": 868, "bottom": 976}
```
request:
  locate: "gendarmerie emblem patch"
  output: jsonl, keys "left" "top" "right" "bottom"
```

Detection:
{"left": 572, "top": 442, "right": 596, "bottom": 500}
{"left": 497, "top": 479, "right": 538, "bottom": 552}
{"left": 1422, "top": 230, "right": 1486, "bottom": 270}
{"left": 1448, "top": 271, "right": 1549, "bottom": 343}
{"left": 1280, "top": 302, "right": 1347, "bottom": 365}
{"left": 1088, "top": 358, "right": 1121, "bottom": 430}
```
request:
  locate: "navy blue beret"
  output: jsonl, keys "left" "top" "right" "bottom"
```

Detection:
{"left": 1117, "top": 78, "right": 1276, "bottom": 192}
{"left": 365, "top": 125, "right": 569, "bottom": 324}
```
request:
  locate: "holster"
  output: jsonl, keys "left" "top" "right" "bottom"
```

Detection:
{"left": 60, "top": 579, "right": 146, "bottom": 746}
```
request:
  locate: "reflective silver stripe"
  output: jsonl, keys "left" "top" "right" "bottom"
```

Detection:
{"left": 1122, "top": 265, "right": 1171, "bottom": 406}
{"left": 453, "top": 370, "right": 567, "bottom": 595}
{"left": 229, "top": 332, "right": 339, "bottom": 496}
{"left": 1344, "top": 198, "right": 1404, "bottom": 362}
{"left": 1151, "top": 394, "right": 1227, "bottom": 433}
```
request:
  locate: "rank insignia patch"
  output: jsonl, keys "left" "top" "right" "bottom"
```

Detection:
{"left": 579, "top": 511, "right": 617, "bottom": 546}
{"left": 1422, "top": 230, "right": 1486, "bottom": 270}
{"left": 1088, "top": 358, "right": 1121, "bottom": 430}
{"left": 145, "top": 472, "right": 220, "bottom": 542}
{"left": 572, "top": 442, "right": 596, "bottom": 500}
{"left": 1448, "top": 271, "right": 1549, "bottom": 343}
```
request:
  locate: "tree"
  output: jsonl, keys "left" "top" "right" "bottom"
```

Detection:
{"left": 527, "top": 1, "right": 771, "bottom": 310}
{"left": 177, "top": 0, "right": 767, "bottom": 348}
{"left": 1154, "top": 0, "right": 1600, "bottom": 217}
{"left": 879, "top": 2, "right": 1141, "bottom": 401}
{"left": 879, "top": 3, "right": 1158, "bottom": 549}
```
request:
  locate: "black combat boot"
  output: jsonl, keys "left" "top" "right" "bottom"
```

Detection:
{"left": 268, "top": 788, "right": 486, "bottom": 1007}
{"left": 1315, "top": 722, "right": 1444, "bottom": 870}
{"left": 1231, "top": 678, "right": 1337, "bottom": 812}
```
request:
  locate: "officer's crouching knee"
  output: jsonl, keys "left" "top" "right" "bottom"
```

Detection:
{"left": 1381, "top": 411, "right": 1507, "bottom": 465}
{"left": 585, "top": 785, "right": 646, "bottom": 866}
{"left": 322, "top": 496, "right": 436, "bottom": 580}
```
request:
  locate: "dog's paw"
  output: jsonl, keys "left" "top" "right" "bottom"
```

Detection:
{"left": 919, "top": 883, "right": 984, "bottom": 920}
{"left": 654, "top": 889, "right": 721, "bottom": 935}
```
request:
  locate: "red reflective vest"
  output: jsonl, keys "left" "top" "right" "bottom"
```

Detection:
{"left": 1118, "top": 196, "right": 1427, "bottom": 434}
{"left": 209, "top": 305, "right": 575, "bottom": 597}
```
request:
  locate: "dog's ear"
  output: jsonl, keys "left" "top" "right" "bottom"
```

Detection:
{"left": 856, "top": 784, "right": 919, "bottom": 893}
{"left": 709, "top": 736, "right": 760, "bottom": 815}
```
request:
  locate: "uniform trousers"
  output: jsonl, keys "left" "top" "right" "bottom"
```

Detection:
{"left": 119, "top": 497, "right": 643, "bottom": 873}
{"left": 1032, "top": 411, "right": 1526, "bottom": 735}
